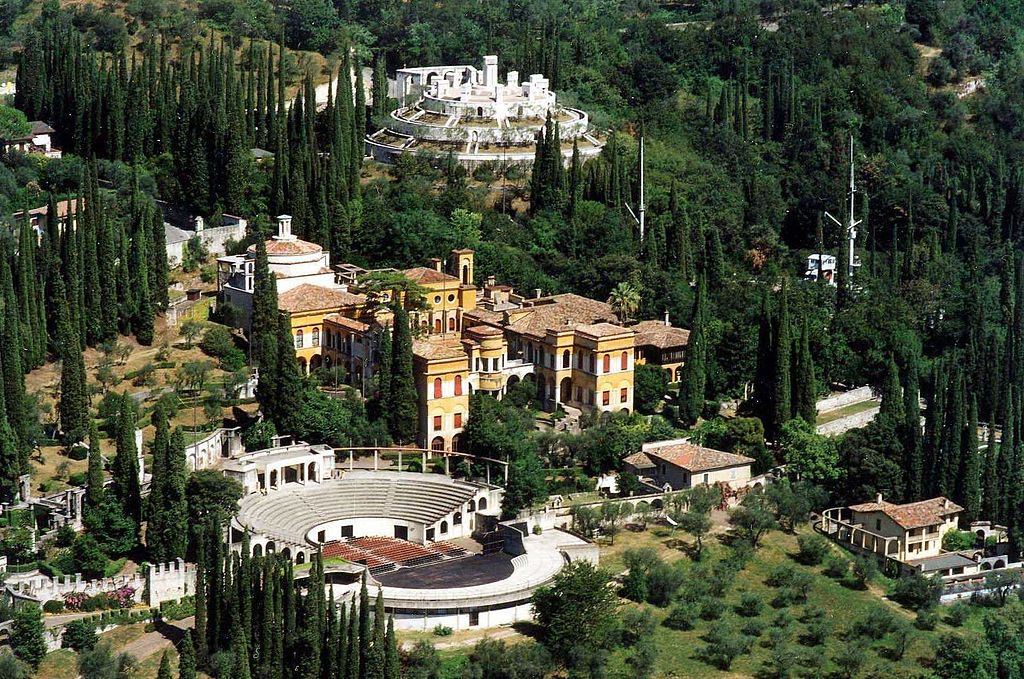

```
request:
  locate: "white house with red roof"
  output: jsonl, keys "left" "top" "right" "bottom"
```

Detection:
{"left": 622, "top": 438, "right": 755, "bottom": 491}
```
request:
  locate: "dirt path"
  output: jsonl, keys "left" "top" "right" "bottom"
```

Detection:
{"left": 117, "top": 616, "right": 193, "bottom": 661}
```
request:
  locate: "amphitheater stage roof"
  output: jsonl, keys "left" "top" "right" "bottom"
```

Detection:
{"left": 375, "top": 552, "right": 514, "bottom": 589}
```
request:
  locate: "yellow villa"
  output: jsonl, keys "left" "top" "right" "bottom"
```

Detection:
{"left": 217, "top": 220, "right": 692, "bottom": 450}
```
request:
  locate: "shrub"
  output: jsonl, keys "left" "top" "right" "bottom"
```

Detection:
{"left": 800, "top": 609, "right": 829, "bottom": 647}
{"left": 850, "top": 606, "right": 897, "bottom": 640}
{"left": 914, "top": 608, "right": 938, "bottom": 631}
{"left": 740, "top": 618, "right": 765, "bottom": 638}
{"left": 699, "top": 598, "right": 724, "bottom": 621}
{"left": 946, "top": 602, "right": 969, "bottom": 627}
{"left": 736, "top": 593, "right": 763, "bottom": 618}
{"left": 941, "top": 529, "right": 977, "bottom": 552}
{"left": 68, "top": 472, "right": 87, "bottom": 487}
{"left": 846, "top": 555, "right": 876, "bottom": 590}
{"left": 42, "top": 600, "right": 64, "bottom": 614}
{"left": 663, "top": 603, "right": 697, "bottom": 631}
{"left": 823, "top": 553, "right": 848, "bottom": 579}
{"left": 62, "top": 618, "right": 96, "bottom": 651}
{"left": 700, "top": 621, "right": 752, "bottom": 670}
{"left": 890, "top": 573, "right": 943, "bottom": 611}
{"left": 67, "top": 445, "right": 88, "bottom": 461}
{"left": 796, "top": 534, "right": 830, "bottom": 566}
{"left": 432, "top": 624, "right": 453, "bottom": 637}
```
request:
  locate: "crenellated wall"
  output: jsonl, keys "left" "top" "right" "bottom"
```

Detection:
{"left": 4, "top": 559, "right": 195, "bottom": 608}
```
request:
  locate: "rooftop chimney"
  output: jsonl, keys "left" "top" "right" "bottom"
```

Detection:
{"left": 534, "top": 288, "right": 542, "bottom": 299}
{"left": 429, "top": 257, "right": 442, "bottom": 272}
{"left": 875, "top": 492, "right": 883, "bottom": 504}
{"left": 486, "top": 275, "right": 496, "bottom": 288}
{"left": 944, "top": 498, "right": 950, "bottom": 509}
{"left": 664, "top": 310, "right": 670, "bottom": 327}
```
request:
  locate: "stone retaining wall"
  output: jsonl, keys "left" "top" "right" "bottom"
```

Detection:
{"left": 816, "top": 386, "right": 874, "bottom": 413}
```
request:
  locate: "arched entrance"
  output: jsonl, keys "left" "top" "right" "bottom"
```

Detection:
{"left": 307, "top": 462, "right": 317, "bottom": 481}
{"left": 559, "top": 377, "right": 572, "bottom": 404}
{"left": 431, "top": 437, "right": 445, "bottom": 452}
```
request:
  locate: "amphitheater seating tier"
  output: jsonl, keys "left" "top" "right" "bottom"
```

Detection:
{"left": 236, "top": 472, "right": 485, "bottom": 546}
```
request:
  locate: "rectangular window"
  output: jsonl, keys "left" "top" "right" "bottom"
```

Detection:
{"left": 469, "top": 611, "right": 480, "bottom": 626}
{"left": 602, "top": 390, "right": 610, "bottom": 406}
{"left": 876, "top": 519, "right": 882, "bottom": 531}
{"left": 620, "top": 387, "right": 628, "bottom": 403}
{"left": 341, "top": 525, "right": 354, "bottom": 538}
{"left": 317, "top": 530, "right": 326, "bottom": 543}
{"left": 393, "top": 525, "right": 408, "bottom": 540}
{"left": 433, "top": 415, "right": 443, "bottom": 431}
{"left": 454, "top": 413, "right": 463, "bottom": 428}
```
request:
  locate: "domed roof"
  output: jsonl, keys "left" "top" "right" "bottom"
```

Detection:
{"left": 247, "top": 238, "right": 323, "bottom": 256}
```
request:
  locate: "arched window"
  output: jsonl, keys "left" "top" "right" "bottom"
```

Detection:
{"left": 312, "top": 328, "right": 320, "bottom": 347}
{"left": 454, "top": 375, "right": 463, "bottom": 396}
{"left": 562, "top": 350, "right": 570, "bottom": 368}
{"left": 602, "top": 354, "right": 610, "bottom": 373}
{"left": 448, "top": 317, "right": 456, "bottom": 331}
{"left": 434, "top": 319, "right": 442, "bottom": 333}
{"left": 478, "top": 497, "right": 488, "bottom": 511}
{"left": 620, "top": 351, "right": 628, "bottom": 371}
{"left": 433, "top": 378, "right": 443, "bottom": 399}
{"left": 295, "top": 330, "right": 304, "bottom": 348}
{"left": 440, "top": 520, "right": 449, "bottom": 534}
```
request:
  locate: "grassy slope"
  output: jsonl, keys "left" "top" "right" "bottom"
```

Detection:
{"left": 599, "top": 525, "right": 983, "bottom": 678}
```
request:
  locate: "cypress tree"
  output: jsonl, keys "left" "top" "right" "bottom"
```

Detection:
{"left": 178, "top": 630, "right": 197, "bottom": 679}
{"left": 940, "top": 366, "right": 966, "bottom": 499}
{"left": 55, "top": 272, "right": 89, "bottom": 444}
{"left": 347, "top": 599, "right": 360, "bottom": 679}
{"left": 680, "top": 274, "right": 708, "bottom": 426}
{"left": 902, "top": 356, "right": 924, "bottom": 501}
{"left": 375, "top": 324, "right": 392, "bottom": 421}
{"left": 878, "top": 357, "right": 905, "bottom": 424}
{"left": 962, "top": 395, "right": 982, "bottom": 522}
{"left": 164, "top": 429, "right": 189, "bottom": 559}
{"left": 999, "top": 388, "right": 1016, "bottom": 524}
{"left": 338, "top": 600, "right": 349, "bottom": 679}
{"left": 983, "top": 420, "right": 1000, "bottom": 525}
{"left": 366, "top": 589, "right": 386, "bottom": 679}
{"left": 194, "top": 530, "right": 209, "bottom": 665}
{"left": 0, "top": 252, "right": 29, "bottom": 469}
{"left": 771, "top": 278, "right": 792, "bottom": 438}
{"left": 273, "top": 313, "right": 306, "bottom": 433}
{"left": 157, "top": 651, "right": 172, "bottom": 679}
{"left": 147, "top": 403, "right": 171, "bottom": 560}
{"left": 252, "top": 235, "right": 279, "bottom": 413}
{"left": 358, "top": 571, "right": 370, "bottom": 679}
{"left": 113, "top": 395, "right": 142, "bottom": 526}
{"left": 388, "top": 304, "right": 418, "bottom": 444}
{"left": 86, "top": 419, "right": 104, "bottom": 508}
{"left": 792, "top": 316, "right": 816, "bottom": 424}
{"left": 384, "top": 617, "right": 399, "bottom": 679}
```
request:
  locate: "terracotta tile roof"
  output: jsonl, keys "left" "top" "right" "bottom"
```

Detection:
{"left": 324, "top": 314, "right": 369, "bottom": 332}
{"left": 576, "top": 322, "right": 633, "bottom": 339}
{"left": 278, "top": 284, "right": 366, "bottom": 313}
{"left": 403, "top": 267, "right": 459, "bottom": 285}
{"left": 642, "top": 442, "right": 754, "bottom": 473}
{"left": 632, "top": 320, "right": 691, "bottom": 350}
{"left": 507, "top": 293, "right": 618, "bottom": 338}
{"left": 248, "top": 238, "right": 323, "bottom": 256}
{"left": 848, "top": 497, "right": 963, "bottom": 530}
{"left": 463, "top": 308, "right": 504, "bottom": 325}
{"left": 30, "top": 121, "right": 55, "bottom": 135}
{"left": 15, "top": 198, "right": 79, "bottom": 221}
{"left": 464, "top": 324, "right": 503, "bottom": 338}
{"left": 623, "top": 452, "right": 655, "bottom": 469}
{"left": 413, "top": 337, "right": 470, "bottom": 361}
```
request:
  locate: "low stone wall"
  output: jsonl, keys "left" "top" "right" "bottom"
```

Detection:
{"left": 816, "top": 386, "right": 874, "bottom": 413}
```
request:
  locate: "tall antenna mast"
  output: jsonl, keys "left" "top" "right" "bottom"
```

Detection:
{"left": 825, "top": 134, "right": 861, "bottom": 284}
{"left": 626, "top": 136, "right": 646, "bottom": 243}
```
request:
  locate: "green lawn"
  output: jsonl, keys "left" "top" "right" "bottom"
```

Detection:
{"left": 816, "top": 399, "right": 879, "bottom": 425}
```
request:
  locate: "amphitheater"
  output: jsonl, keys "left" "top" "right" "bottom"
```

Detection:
{"left": 366, "top": 55, "right": 605, "bottom": 168}
{"left": 232, "top": 464, "right": 597, "bottom": 630}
